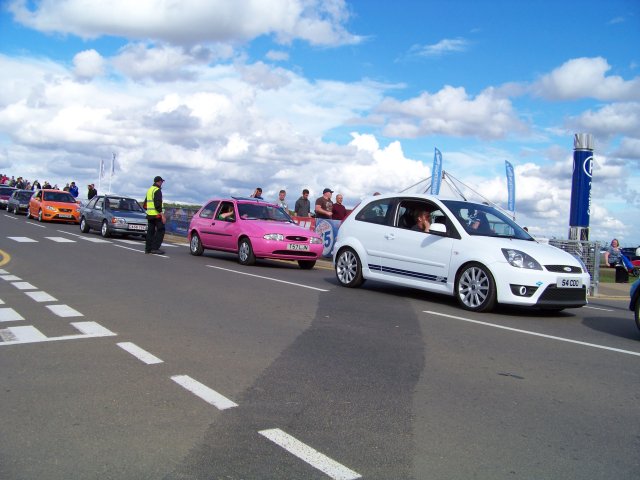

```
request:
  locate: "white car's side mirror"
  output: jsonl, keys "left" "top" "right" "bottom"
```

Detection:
{"left": 429, "top": 223, "right": 447, "bottom": 235}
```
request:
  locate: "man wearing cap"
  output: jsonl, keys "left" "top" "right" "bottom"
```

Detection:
{"left": 145, "top": 176, "right": 166, "bottom": 255}
{"left": 315, "top": 188, "right": 334, "bottom": 219}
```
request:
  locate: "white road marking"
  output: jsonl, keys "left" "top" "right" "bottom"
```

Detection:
{"left": 3, "top": 215, "right": 17, "bottom": 220}
{"left": 259, "top": 428, "right": 362, "bottom": 480}
{"left": 26, "top": 221, "right": 46, "bottom": 228}
{"left": 171, "top": 375, "right": 238, "bottom": 410}
{"left": 424, "top": 311, "right": 640, "bottom": 357}
{"left": 115, "top": 239, "right": 142, "bottom": 245}
{"left": 583, "top": 305, "right": 615, "bottom": 312}
{"left": 117, "top": 342, "right": 163, "bottom": 364}
{"left": 0, "top": 321, "right": 116, "bottom": 346}
{"left": 0, "top": 298, "right": 4, "bottom": 304}
{"left": 7, "top": 236, "right": 37, "bottom": 242}
{"left": 206, "top": 265, "right": 329, "bottom": 292}
{"left": 46, "top": 304, "right": 83, "bottom": 317}
{"left": 0, "top": 308, "right": 25, "bottom": 322}
{"left": 113, "top": 244, "right": 170, "bottom": 258}
{"left": 81, "top": 237, "right": 112, "bottom": 243}
{"left": 0, "top": 269, "right": 8, "bottom": 274}
{"left": 12, "top": 282, "right": 37, "bottom": 290}
{"left": 45, "top": 236, "right": 76, "bottom": 243}
{"left": 24, "top": 291, "right": 57, "bottom": 302}
{"left": 1, "top": 275, "right": 22, "bottom": 281}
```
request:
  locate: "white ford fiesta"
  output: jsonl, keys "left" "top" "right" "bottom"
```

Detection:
{"left": 333, "top": 194, "right": 590, "bottom": 313}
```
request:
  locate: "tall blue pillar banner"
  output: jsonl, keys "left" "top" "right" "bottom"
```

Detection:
{"left": 315, "top": 219, "right": 341, "bottom": 258}
{"left": 505, "top": 160, "right": 515, "bottom": 212}
{"left": 430, "top": 148, "right": 442, "bottom": 195}
{"left": 569, "top": 134, "right": 594, "bottom": 227}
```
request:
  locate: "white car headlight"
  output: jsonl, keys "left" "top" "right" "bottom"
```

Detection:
{"left": 309, "top": 237, "right": 323, "bottom": 244}
{"left": 263, "top": 233, "right": 285, "bottom": 241}
{"left": 46, "top": 205, "right": 56, "bottom": 211}
{"left": 112, "top": 217, "right": 127, "bottom": 226}
{"left": 502, "top": 248, "right": 542, "bottom": 270}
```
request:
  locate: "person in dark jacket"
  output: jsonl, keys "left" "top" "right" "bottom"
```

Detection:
{"left": 87, "top": 184, "right": 97, "bottom": 199}
{"left": 144, "top": 176, "right": 166, "bottom": 255}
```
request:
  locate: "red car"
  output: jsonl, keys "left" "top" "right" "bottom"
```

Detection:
{"left": 188, "top": 197, "right": 323, "bottom": 269}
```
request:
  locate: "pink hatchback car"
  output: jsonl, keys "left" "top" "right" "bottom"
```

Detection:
{"left": 188, "top": 197, "right": 324, "bottom": 269}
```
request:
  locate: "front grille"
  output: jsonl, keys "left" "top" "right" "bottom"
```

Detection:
{"left": 545, "top": 265, "right": 582, "bottom": 273}
{"left": 286, "top": 235, "right": 308, "bottom": 241}
{"left": 59, "top": 208, "right": 73, "bottom": 213}
{"left": 536, "top": 285, "right": 587, "bottom": 306}
{"left": 272, "top": 250, "right": 317, "bottom": 257}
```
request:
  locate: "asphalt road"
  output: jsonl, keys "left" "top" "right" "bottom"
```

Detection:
{"left": 0, "top": 212, "right": 638, "bottom": 480}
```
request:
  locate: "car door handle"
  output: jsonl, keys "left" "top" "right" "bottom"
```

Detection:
{"left": 384, "top": 233, "right": 395, "bottom": 240}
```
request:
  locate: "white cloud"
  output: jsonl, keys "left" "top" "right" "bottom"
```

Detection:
{"left": 533, "top": 57, "right": 640, "bottom": 101}
{"left": 8, "top": 0, "right": 362, "bottom": 47}
{"left": 266, "top": 50, "right": 290, "bottom": 62}
{"left": 567, "top": 102, "right": 640, "bottom": 139}
{"left": 409, "top": 38, "right": 469, "bottom": 58}
{"left": 376, "top": 85, "right": 527, "bottom": 140}
{"left": 72, "top": 49, "right": 105, "bottom": 80}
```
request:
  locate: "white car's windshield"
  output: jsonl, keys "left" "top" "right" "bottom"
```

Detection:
{"left": 238, "top": 203, "right": 292, "bottom": 222}
{"left": 442, "top": 200, "right": 532, "bottom": 240}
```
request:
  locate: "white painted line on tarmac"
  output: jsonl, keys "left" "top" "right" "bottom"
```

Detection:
{"left": 46, "top": 304, "right": 83, "bottom": 317}
{"left": 7, "top": 236, "right": 37, "bottom": 242}
{"left": 71, "top": 321, "right": 116, "bottom": 336}
{"left": 1, "top": 275, "right": 22, "bottom": 281}
{"left": 0, "top": 322, "right": 116, "bottom": 346}
{"left": 113, "top": 244, "right": 170, "bottom": 258}
{"left": 424, "top": 311, "right": 640, "bottom": 357}
{"left": 583, "top": 305, "right": 614, "bottom": 312}
{"left": 0, "top": 298, "right": 4, "bottom": 304}
{"left": 26, "top": 221, "right": 46, "bottom": 228}
{"left": 115, "top": 239, "right": 142, "bottom": 245}
{"left": 206, "top": 265, "right": 329, "bottom": 292}
{"left": 24, "top": 291, "right": 57, "bottom": 302}
{"left": 0, "top": 269, "right": 8, "bottom": 274}
{"left": 5, "top": 326, "right": 47, "bottom": 342}
{"left": 3, "top": 214, "right": 18, "bottom": 220}
{"left": 12, "top": 282, "right": 37, "bottom": 290}
{"left": 171, "top": 375, "right": 238, "bottom": 410}
{"left": 45, "top": 236, "right": 76, "bottom": 243}
{"left": 117, "top": 342, "right": 163, "bottom": 364}
{"left": 0, "top": 308, "right": 24, "bottom": 322}
{"left": 259, "top": 428, "right": 362, "bottom": 480}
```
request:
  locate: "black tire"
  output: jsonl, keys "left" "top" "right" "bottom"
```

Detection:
{"left": 80, "top": 217, "right": 90, "bottom": 233}
{"left": 335, "top": 247, "right": 364, "bottom": 288}
{"left": 298, "top": 260, "right": 316, "bottom": 270}
{"left": 455, "top": 262, "right": 497, "bottom": 312}
{"left": 190, "top": 233, "right": 204, "bottom": 256}
{"left": 238, "top": 238, "right": 256, "bottom": 266}
{"left": 101, "top": 220, "right": 110, "bottom": 238}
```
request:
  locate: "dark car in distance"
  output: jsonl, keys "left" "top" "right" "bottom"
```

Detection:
{"left": 7, "top": 189, "right": 33, "bottom": 214}
{"left": 79, "top": 195, "right": 147, "bottom": 238}
{"left": 0, "top": 185, "right": 17, "bottom": 209}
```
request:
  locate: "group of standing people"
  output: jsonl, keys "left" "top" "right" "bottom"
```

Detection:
{"left": 251, "top": 187, "right": 348, "bottom": 221}
{"left": 0, "top": 174, "right": 57, "bottom": 192}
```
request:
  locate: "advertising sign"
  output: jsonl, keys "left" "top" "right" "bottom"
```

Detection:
{"left": 569, "top": 134, "right": 594, "bottom": 228}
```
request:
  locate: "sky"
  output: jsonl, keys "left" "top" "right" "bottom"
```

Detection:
{"left": 0, "top": 0, "right": 638, "bottom": 246}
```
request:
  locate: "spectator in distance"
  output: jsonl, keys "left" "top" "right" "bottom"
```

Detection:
{"left": 315, "top": 188, "right": 333, "bottom": 219}
{"left": 294, "top": 189, "right": 311, "bottom": 217}
{"left": 332, "top": 193, "right": 347, "bottom": 221}
{"left": 275, "top": 189, "right": 289, "bottom": 212}
{"left": 250, "top": 188, "right": 263, "bottom": 199}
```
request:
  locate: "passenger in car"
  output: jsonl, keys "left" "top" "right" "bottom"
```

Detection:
{"left": 218, "top": 204, "right": 235, "bottom": 221}
{"left": 411, "top": 210, "right": 431, "bottom": 233}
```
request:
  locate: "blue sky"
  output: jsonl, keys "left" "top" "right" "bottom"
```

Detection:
{"left": 0, "top": 0, "right": 638, "bottom": 245}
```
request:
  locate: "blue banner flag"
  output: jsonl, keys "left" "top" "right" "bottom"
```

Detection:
{"left": 505, "top": 160, "right": 515, "bottom": 212}
{"left": 430, "top": 148, "right": 442, "bottom": 195}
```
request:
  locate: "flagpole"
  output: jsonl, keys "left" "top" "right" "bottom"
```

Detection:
{"left": 109, "top": 153, "right": 115, "bottom": 194}
{"left": 98, "top": 159, "right": 104, "bottom": 194}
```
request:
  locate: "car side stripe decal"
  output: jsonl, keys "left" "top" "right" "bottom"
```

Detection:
{"left": 369, "top": 263, "right": 447, "bottom": 283}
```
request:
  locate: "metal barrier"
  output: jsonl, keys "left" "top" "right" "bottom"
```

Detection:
{"left": 549, "top": 239, "right": 601, "bottom": 296}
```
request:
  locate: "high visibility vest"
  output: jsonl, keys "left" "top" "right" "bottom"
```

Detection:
{"left": 145, "top": 186, "right": 160, "bottom": 216}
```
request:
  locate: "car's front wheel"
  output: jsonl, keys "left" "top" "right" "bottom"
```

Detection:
{"left": 80, "top": 217, "right": 90, "bottom": 233}
{"left": 298, "top": 260, "right": 316, "bottom": 270}
{"left": 455, "top": 262, "right": 496, "bottom": 312}
{"left": 238, "top": 238, "right": 256, "bottom": 265}
{"left": 101, "top": 220, "right": 110, "bottom": 238}
{"left": 335, "top": 247, "right": 364, "bottom": 288}
{"left": 190, "top": 233, "right": 204, "bottom": 256}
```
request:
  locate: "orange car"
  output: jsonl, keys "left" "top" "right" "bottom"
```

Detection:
{"left": 28, "top": 189, "right": 81, "bottom": 223}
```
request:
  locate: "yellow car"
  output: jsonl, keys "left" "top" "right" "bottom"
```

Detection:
{"left": 28, "top": 189, "right": 81, "bottom": 223}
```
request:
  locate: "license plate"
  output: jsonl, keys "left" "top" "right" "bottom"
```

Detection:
{"left": 557, "top": 277, "right": 582, "bottom": 288}
{"left": 287, "top": 243, "right": 309, "bottom": 251}
{"left": 128, "top": 224, "right": 147, "bottom": 231}
{"left": 58, "top": 214, "right": 72, "bottom": 218}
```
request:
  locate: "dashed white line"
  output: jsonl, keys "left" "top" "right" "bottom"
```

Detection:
{"left": 259, "top": 428, "right": 362, "bottom": 480}
{"left": 583, "top": 305, "right": 615, "bottom": 312}
{"left": 171, "top": 375, "right": 238, "bottom": 410}
{"left": 12, "top": 282, "right": 37, "bottom": 290}
{"left": 24, "top": 291, "right": 58, "bottom": 302}
{"left": 206, "top": 265, "right": 329, "bottom": 292}
{"left": 7, "top": 236, "right": 37, "bottom": 242}
{"left": 424, "top": 310, "right": 640, "bottom": 357}
{"left": 0, "top": 322, "right": 116, "bottom": 345}
{"left": 117, "top": 342, "right": 163, "bottom": 364}
{"left": 1, "top": 275, "right": 21, "bottom": 281}
{"left": 46, "top": 304, "right": 83, "bottom": 317}
{"left": 113, "top": 244, "right": 170, "bottom": 258}
{"left": 45, "top": 236, "right": 76, "bottom": 243}
{"left": 0, "top": 308, "right": 25, "bottom": 322}
{"left": 26, "top": 221, "right": 46, "bottom": 228}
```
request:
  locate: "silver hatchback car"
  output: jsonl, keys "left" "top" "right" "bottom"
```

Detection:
{"left": 79, "top": 195, "right": 147, "bottom": 238}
